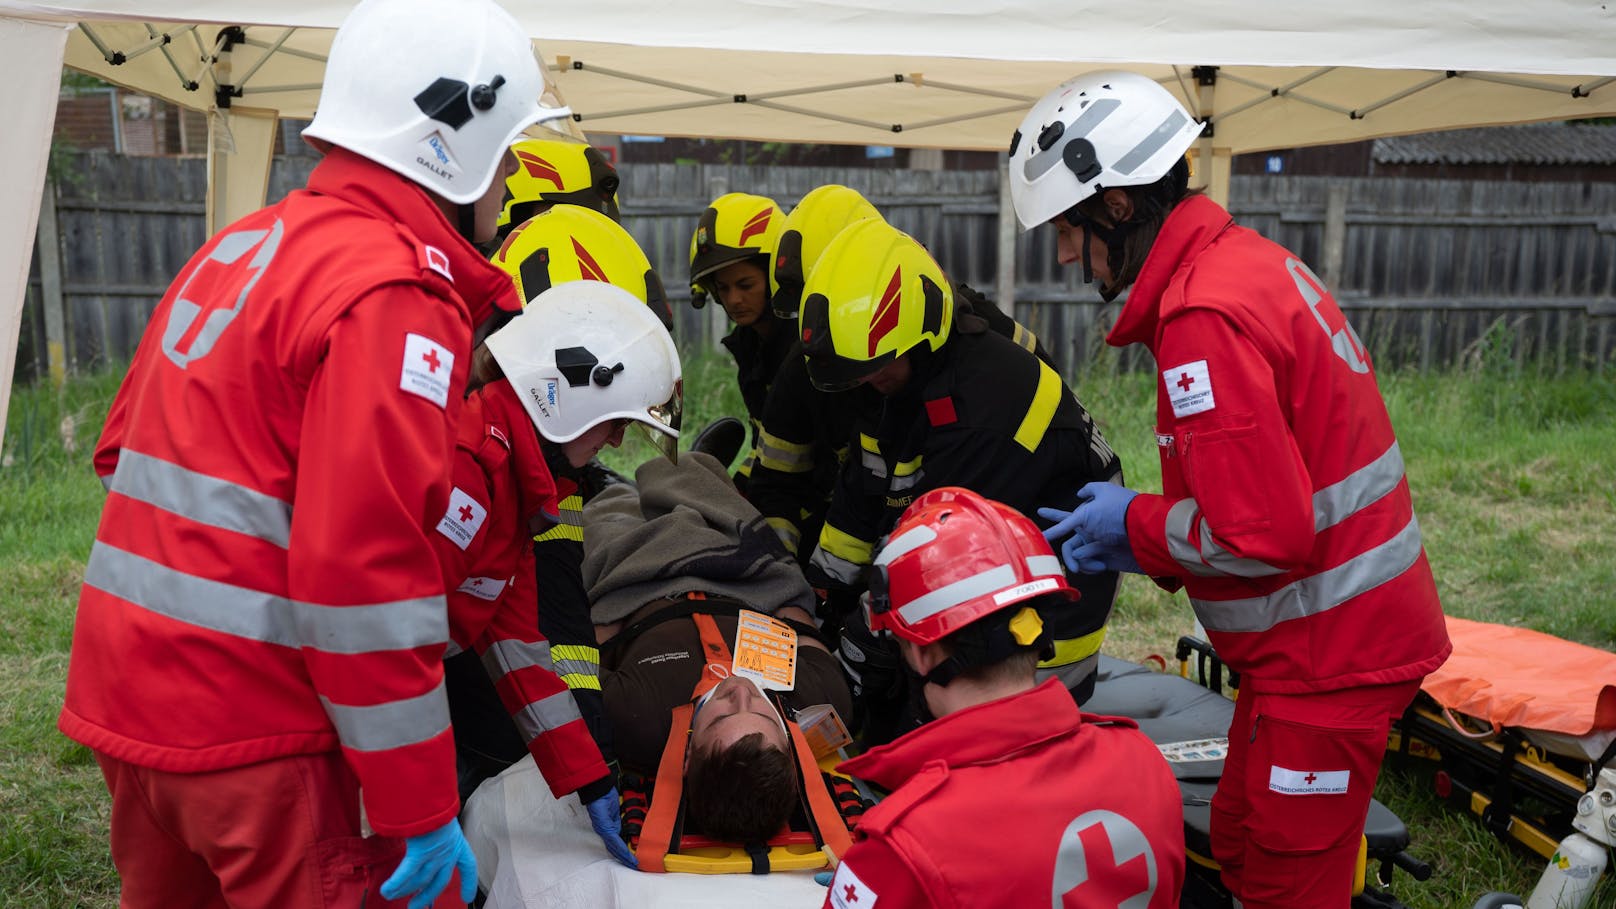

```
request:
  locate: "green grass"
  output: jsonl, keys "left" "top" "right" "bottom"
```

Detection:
{"left": 1, "top": 369, "right": 121, "bottom": 909}
{"left": 4, "top": 352, "right": 1614, "bottom": 908}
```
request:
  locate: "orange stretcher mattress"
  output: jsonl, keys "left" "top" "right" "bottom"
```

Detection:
{"left": 1421, "top": 616, "right": 1616, "bottom": 739}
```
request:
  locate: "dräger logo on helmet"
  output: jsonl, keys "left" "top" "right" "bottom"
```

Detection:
{"left": 529, "top": 379, "right": 562, "bottom": 420}
{"left": 416, "top": 133, "right": 458, "bottom": 180}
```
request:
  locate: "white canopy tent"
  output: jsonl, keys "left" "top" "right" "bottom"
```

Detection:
{"left": 3, "top": 1, "right": 1615, "bottom": 443}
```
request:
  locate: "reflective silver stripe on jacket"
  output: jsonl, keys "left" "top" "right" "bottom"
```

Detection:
{"left": 321, "top": 681, "right": 451, "bottom": 753}
{"left": 1314, "top": 441, "right": 1405, "bottom": 532}
{"left": 84, "top": 541, "right": 448, "bottom": 653}
{"left": 1192, "top": 515, "right": 1424, "bottom": 634}
{"left": 809, "top": 545, "right": 866, "bottom": 586}
{"left": 550, "top": 653, "right": 599, "bottom": 681}
{"left": 888, "top": 456, "right": 923, "bottom": 492}
{"left": 555, "top": 500, "right": 584, "bottom": 527}
{"left": 889, "top": 470, "right": 926, "bottom": 492}
{"left": 481, "top": 638, "right": 556, "bottom": 680}
{"left": 1166, "top": 498, "right": 1286, "bottom": 579}
{"left": 110, "top": 449, "right": 292, "bottom": 548}
{"left": 758, "top": 434, "right": 814, "bottom": 474}
{"left": 512, "top": 690, "right": 584, "bottom": 743}
{"left": 860, "top": 450, "right": 887, "bottom": 478}
{"left": 766, "top": 517, "right": 802, "bottom": 555}
{"left": 1167, "top": 441, "right": 1409, "bottom": 578}
{"left": 1011, "top": 322, "right": 1038, "bottom": 354}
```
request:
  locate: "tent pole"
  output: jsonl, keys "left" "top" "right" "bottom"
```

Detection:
{"left": 1192, "top": 66, "right": 1232, "bottom": 208}
{"left": 37, "top": 175, "right": 67, "bottom": 389}
{"left": 206, "top": 106, "right": 279, "bottom": 236}
{"left": 996, "top": 156, "right": 1016, "bottom": 313}
{"left": 0, "top": 16, "right": 69, "bottom": 452}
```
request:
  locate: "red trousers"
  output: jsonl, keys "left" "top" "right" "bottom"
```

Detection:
{"left": 1209, "top": 680, "right": 1419, "bottom": 909}
{"left": 95, "top": 750, "right": 466, "bottom": 909}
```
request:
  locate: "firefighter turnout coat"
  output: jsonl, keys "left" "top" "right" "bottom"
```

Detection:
{"left": 719, "top": 313, "right": 798, "bottom": 485}
{"left": 748, "top": 284, "right": 1052, "bottom": 560}
{"left": 807, "top": 317, "right": 1122, "bottom": 672}
{"left": 1114, "top": 195, "right": 1450, "bottom": 694}
{"left": 61, "top": 148, "right": 514, "bottom": 838}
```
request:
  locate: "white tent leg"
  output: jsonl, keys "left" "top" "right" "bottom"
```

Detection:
{"left": 1204, "top": 147, "right": 1232, "bottom": 209}
{"left": 996, "top": 156, "right": 1016, "bottom": 311}
{"left": 0, "top": 16, "right": 69, "bottom": 453}
{"left": 206, "top": 105, "right": 278, "bottom": 236}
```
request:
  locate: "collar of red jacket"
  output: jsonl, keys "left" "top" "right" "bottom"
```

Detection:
{"left": 467, "top": 380, "right": 559, "bottom": 523}
{"left": 837, "top": 678, "right": 1083, "bottom": 788}
{"left": 306, "top": 147, "right": 521, "bottom": 326}
{"left": 1106, "top": 194, "right": 1235, "bottom": 349}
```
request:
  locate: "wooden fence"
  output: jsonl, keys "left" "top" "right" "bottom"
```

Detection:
{"left": 19, "top": 153, "right": 1616, "bottom": 384}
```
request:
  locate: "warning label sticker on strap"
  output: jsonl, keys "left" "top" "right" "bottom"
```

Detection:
{"left": 731, "top": 609, "right": 799, "bottom": 692}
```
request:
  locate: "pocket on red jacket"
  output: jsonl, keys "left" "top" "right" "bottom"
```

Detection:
{"left": 1243, "top": 710, "right": 1381, "bottom": 856}
{"left": 1183, "top": 416, "right": 1272, "bottom": 536}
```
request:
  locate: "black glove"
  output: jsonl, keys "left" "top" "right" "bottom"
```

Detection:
{"left": 810, "top": 584, "right": 863, "bottom": 642}
{"left": 837, "top": 610, "right": 908, "bottom": 747}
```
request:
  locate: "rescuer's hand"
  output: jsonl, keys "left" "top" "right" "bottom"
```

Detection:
{"left": 585, "top": 787, "right": 639, "bottom": 869}
{"left": 380, "top": 818, "right": 478, "bottom": 909}
{"left": 1039, "top": 481, "right": 1142, "bottom": 574}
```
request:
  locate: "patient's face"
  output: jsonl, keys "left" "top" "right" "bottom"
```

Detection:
{"left": 688, "top": 675, "right": 789, "bottom": 755}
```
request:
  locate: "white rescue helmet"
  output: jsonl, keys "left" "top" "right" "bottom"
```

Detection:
{"left": 1008, "top": 70, "right": 1202, "bottom": 231}
{"left": 303, "top": 0, "right": 572, "bottom": 205}
{"left": 486, "top": 282, "right": 682, "bottom": 455}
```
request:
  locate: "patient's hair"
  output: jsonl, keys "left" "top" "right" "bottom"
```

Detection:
{"left": 684, "top": 732, "right": 799, "bottom": 844}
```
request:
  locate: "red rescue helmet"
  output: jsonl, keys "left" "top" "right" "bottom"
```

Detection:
{"left": 867, "top": 487, "right": 1074, "bottom": 649}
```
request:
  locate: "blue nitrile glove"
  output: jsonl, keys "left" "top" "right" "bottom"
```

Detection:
{"left": 1038, "top": 481, "right": 1143, "bottom": 575}
{"left": 380, "top": 818, "right": 478, "bottom": 909}
{"left": 815, "top": 870, "right": 834, "bottom": 886}
{"left": 586, "top": 787, "right": 639, "bottom": 869}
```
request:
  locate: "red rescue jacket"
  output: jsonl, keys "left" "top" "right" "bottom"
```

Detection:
{"left": 61, "top": 148, "right": 520, "bottom": 838}
{"left": 434, "top": 381, "right": 609, "bottom": 798}
{"left": 1114, "top": 195, "right": 1450, "bottom": 694}
{"left": 824, "top": 680, "right": 1184, "bottom": 909}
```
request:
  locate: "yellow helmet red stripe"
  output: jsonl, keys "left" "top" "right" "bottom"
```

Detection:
{"left": 572, "top": 237, "right": 610, "bottom": 283}
{"left": 738, "top": 207, "right": 775, "bottom": 247}
{"left": 514, "top": 149, "right": 565, "bottom": 189}
{"left": 867, "top": 268, "right": 904, "bottom": 357}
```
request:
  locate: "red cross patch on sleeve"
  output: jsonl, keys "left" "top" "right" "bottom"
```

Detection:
{"left": 436, "top": 486, "right": 487, "bottom": 551}
{"left": 1163, "top": 359, "right": 1215, "bottom": 418}
{"left": 401, "top": 332, "right": 454, "bottom": 408}
{"left": 829, "top": 861, "right": 879, "bottom": 908}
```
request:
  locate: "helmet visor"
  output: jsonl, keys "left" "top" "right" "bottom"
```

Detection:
{"left": 635, "top": 378, "right": 683, "bottom": 461}
{"left": 805, "top": 350, "right": 894, "bottom": 393}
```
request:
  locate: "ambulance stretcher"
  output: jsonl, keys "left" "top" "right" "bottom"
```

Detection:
{"left": 1084, "top": 648, "right": 1430, "bottom": 909}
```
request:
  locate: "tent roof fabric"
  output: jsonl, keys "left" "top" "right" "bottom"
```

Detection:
{"left": 6, "top": 0, "right": 1616, "bottom": 450}
{"left": 8, "top": 1, "right": 1615, "bottom": 154}
{"left": 1373, "top": 123, "right": 1616, "bottom": 166}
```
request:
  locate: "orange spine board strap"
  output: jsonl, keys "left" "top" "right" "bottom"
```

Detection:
{"left": 636, "top": 701, "right": 694, "bottom": 873}
{"left": 787, "top": 718, "right": 854, "bottom": 862}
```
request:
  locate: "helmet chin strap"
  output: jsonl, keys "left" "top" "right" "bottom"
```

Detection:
{"left": 1064, "top": 204, "right": 1133, "bottom": 303}
{"left": 458, "top": 203, "right": 479, "bottom": 244}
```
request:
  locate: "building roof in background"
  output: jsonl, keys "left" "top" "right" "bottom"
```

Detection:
{"left": 1373, "top": 122, "right": 1616, "bottom": 166}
